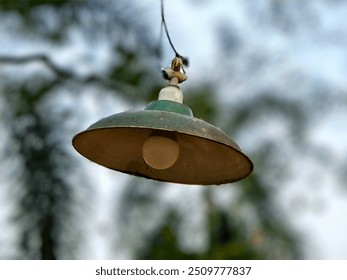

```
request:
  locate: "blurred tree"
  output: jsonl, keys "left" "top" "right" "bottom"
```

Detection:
{"left": 0, "top": 0, "right": 162, "bottom": 259}
{"left": 2, "top": 0, "right": 337, "bottom": 260}
{"left": 1, "top": 73, "right": 78, "bottom": 259}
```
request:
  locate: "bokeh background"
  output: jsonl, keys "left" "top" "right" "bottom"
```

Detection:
{"left": 0, "top": 0, "right": 347, "bottom": 260}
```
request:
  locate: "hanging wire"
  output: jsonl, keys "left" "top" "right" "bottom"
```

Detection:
{"left": 160, "top": 0, "right": 189, "bottom": 67}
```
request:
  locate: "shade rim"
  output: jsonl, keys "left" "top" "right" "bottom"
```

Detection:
{"left": 72, "top": 110, "right": 253, "bottom": 185}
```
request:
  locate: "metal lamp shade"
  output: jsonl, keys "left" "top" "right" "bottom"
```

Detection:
{"left": 72, "top": 101, "right": 253, "bottom": 185}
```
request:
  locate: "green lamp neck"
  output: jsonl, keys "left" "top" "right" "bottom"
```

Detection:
{"left": 145, "top": 100, "right": 193, "bottom": 117}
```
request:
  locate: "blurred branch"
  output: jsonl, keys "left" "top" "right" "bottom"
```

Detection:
{"left": 0, "top": 54, "right": 72, "bottom": 78}
{"left": 0, "top": 54, "right": 119, "bottom": 89}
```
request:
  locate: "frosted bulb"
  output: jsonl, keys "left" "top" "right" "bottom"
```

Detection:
{"left": 142, "top": 136, "right": 179, "bottom": 170}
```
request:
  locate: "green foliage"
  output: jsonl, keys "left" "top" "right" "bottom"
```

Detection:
{"left": 0, "top": 0, "right": 160, "bottom": 259}
{"left": 131, "top": 189, "right": 297, "bottom": 260}
{"left": 184, "top": 85, "right": 217, "bottom": 122}
{"left": 0, "top": 0, "right": 67, "bottom": 11}
{"left": 0, "top": 0, "right": 306, "bottom": 260}
{"left": 1, "top": 75, "right": 78, "bottom": 259}
{"left": 139, "top": 212, "right": 196, "bottom": 260}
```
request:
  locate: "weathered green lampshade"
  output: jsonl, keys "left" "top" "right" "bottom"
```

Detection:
{"left": 72, "top": 93, "right": 253, "bottom": 185}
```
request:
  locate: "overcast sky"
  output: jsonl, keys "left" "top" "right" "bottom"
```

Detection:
{"left": 1, "top": 0, "right": 347, "bottom": 259}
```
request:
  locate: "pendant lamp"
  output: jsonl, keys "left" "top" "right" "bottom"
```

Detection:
{"left": 72, "top": 57, "right": 253, "bottom": 185}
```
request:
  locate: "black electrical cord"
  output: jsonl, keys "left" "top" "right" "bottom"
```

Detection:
{"left": 160, "top": 0, "right": 189, "bottom": 66}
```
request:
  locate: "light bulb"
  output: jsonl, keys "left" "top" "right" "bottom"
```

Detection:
{"left": 142, "top": 135, "right": 179, "bottom": 170}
